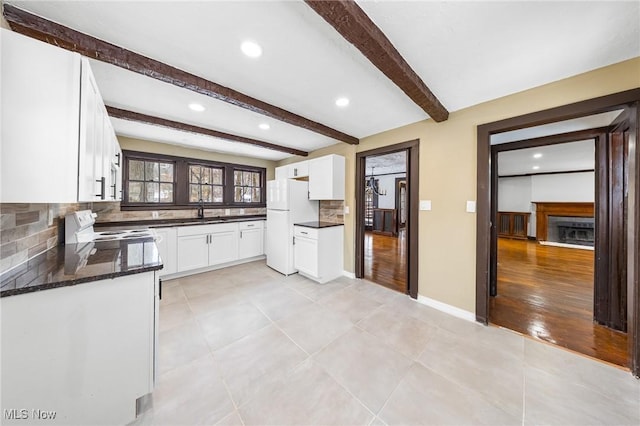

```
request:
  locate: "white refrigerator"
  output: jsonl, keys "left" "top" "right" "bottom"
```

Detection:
{"left": 266, "top": 179, "right": 319, "bottom": 275}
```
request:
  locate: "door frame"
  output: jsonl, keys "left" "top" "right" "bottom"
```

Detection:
{"left": 355, "top": 140, "right": 419, "bottom": 298}
{"left": 395, "top": 177, "right": 407, "bottom": 230}
{"left": 476, "top": 88, "right": 640, "bottom": 375}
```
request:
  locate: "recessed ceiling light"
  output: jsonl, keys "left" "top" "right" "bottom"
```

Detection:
{"left": 533, "top": 153, "right": 543, "bottom": 159}
{"left": 532, "top": 165, "right": 540, "bottom": 170}
{"left": 241, "top": 40, "right": 262, "bottom": 58}
{"left": 259, "top": 123, "right": 270, "bottom": 130}
{"left": 188, "top": 103, "right": 205, "bottom": 112}
{"left": 335, "top": 97, "right": 350, "bottom": 107}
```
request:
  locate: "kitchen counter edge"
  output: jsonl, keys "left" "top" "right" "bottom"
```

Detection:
{"left": 94, "top": 215, "right": 266, "bottom": 229}
{"left": 293, "top": 221, "right": 345, "bottom": 229}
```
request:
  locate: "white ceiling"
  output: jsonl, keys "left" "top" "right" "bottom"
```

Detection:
{"left": 7, "top": 1, "right": 640, "bottom": 161}
{"left": 498, "top": 140, "right": 595, "bottom": 176}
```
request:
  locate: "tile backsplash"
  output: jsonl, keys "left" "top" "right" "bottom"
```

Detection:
{"left": 0, "top": 203, "right": 86, "bottom": 274}
{"left": 319, "top": 200, "right": 344, "bottom": 224}
{"left": 91, "top": 202, "right": 266, "bottom": 223}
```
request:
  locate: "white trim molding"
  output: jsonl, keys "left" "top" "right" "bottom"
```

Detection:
{"left": 416, "top": 295, "right": 476, "bottom": 322}
{"left": 342, "top": 271, "right": 356, "bottom": 279}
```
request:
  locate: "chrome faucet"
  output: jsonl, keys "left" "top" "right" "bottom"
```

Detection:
{"left": 197, "top": 199, "right": 204, "bottom": 219}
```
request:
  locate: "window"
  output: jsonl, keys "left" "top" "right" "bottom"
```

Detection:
{"left": 122, "top": 150, "right": 265, "bottom": 209}
{"left": 234, "top": 170, "right": 262, "bottom": 203}
{"left": 127, "top": 159, "right": 174, "bottom": 203}
{"left": 189, "top": 164, "right": 224, "bottom": 203}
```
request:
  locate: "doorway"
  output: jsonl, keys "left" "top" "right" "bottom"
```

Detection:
{"left": 362, "top": 151, "right": 407, "bottom": 293}
{"left": 476, "top": 89, "right": 640, "bottom": 375}
{"left": 356, "top": 140, "right": 420, "bottom": 299}
{"left": 491, "top": 138, "right": 628, "bottom": 367}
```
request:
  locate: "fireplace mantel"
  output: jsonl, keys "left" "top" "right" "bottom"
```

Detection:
{"left": 534, "top": 202, "right": 594, "bottom": 241}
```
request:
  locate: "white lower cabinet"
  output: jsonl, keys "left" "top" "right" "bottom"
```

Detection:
{"left": 293, "top": 225, "right": 344, "bottom": 283}
{"left": 209, "top": 229, "right": 239, "bottom": 265}
{"left": 238, "top": 221, "right": 264, "bottom": 260}
{"left": 158, "top": 220, "right": 265, "bottom": 277}
{"left": 1, "top": 271, "right": 158, "bottom": 426}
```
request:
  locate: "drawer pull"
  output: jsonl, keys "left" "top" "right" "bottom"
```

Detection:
{"left": 301, "top": 231, "right": 308, "bottom": 235}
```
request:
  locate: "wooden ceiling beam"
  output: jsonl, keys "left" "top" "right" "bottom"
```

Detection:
{"left": 3, "top": 4, "right": 359, "bottom": 145}
{"left": 305, "top": 0, "right": 449, "bottom": 122}
{"left": 106, "top": 106, "right": 309, "bottom": 157}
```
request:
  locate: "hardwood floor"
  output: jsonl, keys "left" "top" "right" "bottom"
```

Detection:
{"left": 364, "top": 230, "right": 407, "bottom": 293}
{"left": 490, "top": 238, "right": 628, "bottom": 367}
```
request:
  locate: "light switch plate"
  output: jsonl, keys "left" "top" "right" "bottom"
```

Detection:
{"left": 344, "top": 206, "right": 350, "bottom": 214}
{"left": 466, "top": 201, "right": 476, "bottom": 213}
{"left": 420, "top": 200, "right": 432, "bottom": 211}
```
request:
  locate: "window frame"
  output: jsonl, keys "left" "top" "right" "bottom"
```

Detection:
{"left": 122, "top": 150, "right": 266, "bottom": 210}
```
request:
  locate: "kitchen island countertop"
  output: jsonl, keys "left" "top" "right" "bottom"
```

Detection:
{"left": 0, "top": 237, "right": 162, "bottom": 298}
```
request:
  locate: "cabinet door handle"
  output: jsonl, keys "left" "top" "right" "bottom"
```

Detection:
{"left": 294, "top": 168, "right": 298, "bottom": 177}
{"left": 240, "top": 231, "right": 243, "bottom": 239}
{"left": 111, "top": 184, "right": 117, "bottom": 199}
{"left": 115, "top": 152, "right": 121, "bottom": 167}
{"left": 293, "top": 236, "right": 295, "bottom": 245}
{"left": 96, "top": 177, "right": 106, "bottom": 200}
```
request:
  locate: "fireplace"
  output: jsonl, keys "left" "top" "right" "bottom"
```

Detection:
{"left": 547, "top": 216, "right": 595, "bottom": 247}
{"left": 535, "top": 202, "right": 594, "bottom": 245}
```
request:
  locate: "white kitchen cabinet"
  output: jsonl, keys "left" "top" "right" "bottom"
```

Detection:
{"left": 0, "top": 29, "right": 120, "bottom": 203}
{"left": 1, "top": 271, "right": 158, "bottom": 425}
{"left": 1, "top": 29, "right": 81, "bottom": 203}
{"left": 308, "top": 155, "right": 345, "bottom": 200}
{"left": 275, "top": 161, "right": 309, "bottom": 180}
{"left": 293, "top": 225, "right": 344, "bottom": 283}
{"left": 177, "top": 233, "right": 210, "bottom": 272}
{"left": 209, "top": 229, "right": 239, "bottom": 265}
{"left": 176, "top": 223, "right": 240, "bottom": 272}
{"left": 79, "top": 58, "right": 121, "bottom": 202}
{"left": 238, "top": 220, "right": 264, "bottom": 259}
{"left": 154, "top": 227, "right": 177, "bottom": 276}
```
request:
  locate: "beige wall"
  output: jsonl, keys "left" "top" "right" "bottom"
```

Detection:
{"left": 118, "top": 136, "right": 277, "bottom": 180}
{"left": 280, "top": 57, "right": 640, "bottom": 314}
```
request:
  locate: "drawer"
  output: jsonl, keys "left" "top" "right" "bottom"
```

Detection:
{"left": 177, "top": 222, "right": 238, "bottom": 237}
{"left": 294, "top": 226, "right": 318, "bottom": 239}
{"left": 238, "top": 220, "right": 263, "bottom": 230}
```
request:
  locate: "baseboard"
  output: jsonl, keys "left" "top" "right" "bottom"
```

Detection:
{"left": 342, "top": 271, "right": 356, "bottom": 279}
{"left": 416, "top": 295, "right": 476, "bottom": 322}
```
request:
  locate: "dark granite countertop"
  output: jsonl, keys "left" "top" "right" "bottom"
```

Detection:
{"left": 0, "top": 237, "right": 163, "bottom": 298}
{"left": 294, "top": 221, "right": 345, "bottom": 229}
{"left": 94, "top": 215, "right": 266, "bottom": 230}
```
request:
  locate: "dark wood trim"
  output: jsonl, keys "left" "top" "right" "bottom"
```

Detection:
{"left": 107, "top": 106, "right": 308, "bottom": 157}
{"left": 304, "top": 1, "right": 448, "bottom": 122}
{"left": 3, "top": 4, "right": 359, "bottom": 145}
{"left": 630, "top": 104, "right": 640, "bottom": 376}
{"left": 492, "top": 127, "right": 608, "bottom": 152}
{"left": 395, "top": 177, "right": 406, "bottom": 230}
{"left": 534, "top": 202, "right": 594, "bottom": 241}
{"left": 498, "top": 169, "right": 595, "bottom": 178}
{"left": 355, "top": 139, "right": 419, "bottom": 298}
{"left": 477, "top": 90, "right": 640, "bottom": 376}
{"left": 121, "top": 150, "right": 266, "bottom": 209}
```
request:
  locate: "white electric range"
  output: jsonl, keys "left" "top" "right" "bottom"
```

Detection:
{"left": 65, "top": 210, "right": 155, "bottom": 243}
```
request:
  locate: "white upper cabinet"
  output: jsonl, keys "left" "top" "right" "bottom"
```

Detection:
{"left": 1, "top": 29, "right": 81, "bottom": 203}
{"left": 275, "top": 161, "right": 309, "bottom": 180}
{"left": 78, "top": 58, "right": 121, "bottom": 202}
{"left": 308, "top": 154, "right": 345, "bottom": 200}
{"left": 0, "top": 29, "right": 120, "bottom": 203}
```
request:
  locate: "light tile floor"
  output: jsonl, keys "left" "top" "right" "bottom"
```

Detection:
{"left": 130, "top": 261, "right": 640, "bottom": 426}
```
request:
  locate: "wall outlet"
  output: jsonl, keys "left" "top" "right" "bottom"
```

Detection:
{"left": 152, "top": 211, "right": 159, "bottom": 219}
{"left": 466, "top": 201, "right": 476, "bottom": 213}
{"left": 225, "top": 209, "right": 230, "bottom": 215}
{"left": 344, "top": 206, "right": 350, "bottom": 215}
{"left": 240, "top": 208, "right": 245, "bottom": 214}
{"left": 419, "top": 200, "right": 432, "bottom": 211}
